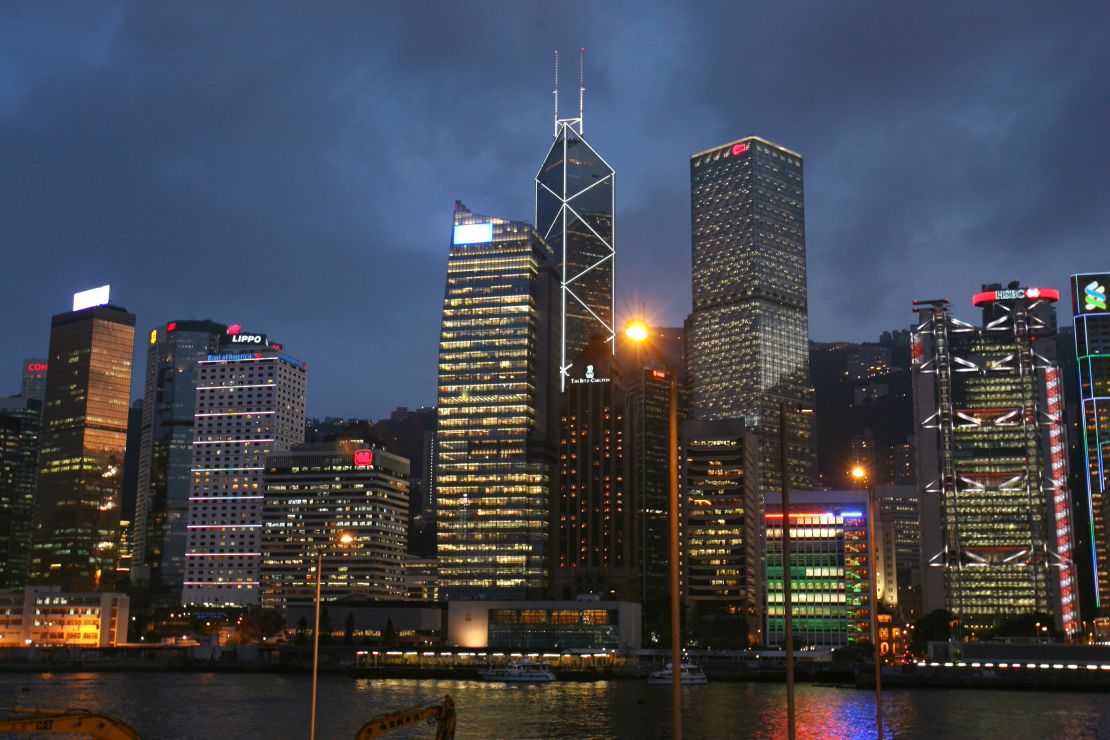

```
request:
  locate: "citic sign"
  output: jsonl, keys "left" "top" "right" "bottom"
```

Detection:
{"left": 26, "top": 363, "right": 47, "bottom": 372}
{"left": 354, "top": 449, "right": 374, "bottom": 467}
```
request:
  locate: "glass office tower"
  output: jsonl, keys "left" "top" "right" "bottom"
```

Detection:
{"left": 435, "top": 202, "right": 558, "bottom": 598}
{"left": 0, "top": 397, "right": 41, "bottom": 588}
{"left": 912, "top": 285, "right": 1079, "bottom": 636}
{"left": 31, "top": 302, "right": 136, "bottom": 591}
{"left": 536, "top": 116, "right": 615, "bottom": 390}
{"left": 131, "top": 319, "right": 226, "bottom": 597}
{"left": 1072, "top": 272, "right": 1110, "bottom": 610}
{"left": 687, "top": 136, "right": 813, "bottom": 491}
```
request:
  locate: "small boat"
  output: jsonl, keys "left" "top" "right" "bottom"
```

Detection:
{"left": 479, "top": 660, "right": 557, "bottom": 683}
{"left": 647, "top": 662, "right": 709, "bottom": 685}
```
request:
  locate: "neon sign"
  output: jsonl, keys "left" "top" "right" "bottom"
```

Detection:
{"left": 227, "top": 324, "right": 242, "bottom": 335}
{"left": 354, "top": 449, "right": 374, "bottom": 467}
{"left": 166, "top": 322, "right": 177, "bottom": 332}
{"left": 731, "top": 143, "right": 748, "bottom": 156}
{"left": 972, "top": 287, "right": 1060, "bottom": 306}
{"left": 25, "top": 363, "right": 47, "bottom": 373}
{"left": 1085, "top": 280, "right": 1107, "bottom": 312}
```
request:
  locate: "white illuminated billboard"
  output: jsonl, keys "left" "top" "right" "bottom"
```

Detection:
{"left": 452, "top": 222, "right": 494, "bottom": 245}
{"left": 72, "top": 285, "right": 111, "bottom": 311}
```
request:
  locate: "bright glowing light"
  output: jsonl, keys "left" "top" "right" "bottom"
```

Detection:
{"left": 453, "top": 222, "right": 494, "bottom": 245}
{"left": 625, "top": 321, "right": 649, "bottom": 342}
{"left": 850, "top": 465, "right": 867, "bottom": 481}
{"left": 339, "top": 533, "right": 355, "bottom": 544}
{"left": 72, "top": 285, "right": 111, "bottom": 311}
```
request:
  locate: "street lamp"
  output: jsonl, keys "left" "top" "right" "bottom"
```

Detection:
{"left": 310, "top": 531, "right": 354, "bottom": 740}
{"left": 778, "top": 401, "right": 813, "bottom": 740}
{"left": 851, "top": 464, "right": 882, "bottom": 739}
{"left": 624, "top": 320, "right": 681, "bottom": 740}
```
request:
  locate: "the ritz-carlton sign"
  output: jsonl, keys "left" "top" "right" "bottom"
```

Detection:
{"left": 569, "top": 364, "right": 610, "bottom": 385}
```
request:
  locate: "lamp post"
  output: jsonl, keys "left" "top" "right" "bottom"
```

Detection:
{"left": 778, "top": 401, "right": 796, "bottom": 740}
{"left": 310, "top": 531, "right": 353, "bottom": 740}
{"left": 851, "top": 465, "right": 882, "bottom": 738}
{"left": 625, "top": 321, "right": 681, "bottom": 740}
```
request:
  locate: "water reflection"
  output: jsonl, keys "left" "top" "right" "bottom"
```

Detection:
{"left": 0, "top": 673, "right": 1108, "bottom": 738}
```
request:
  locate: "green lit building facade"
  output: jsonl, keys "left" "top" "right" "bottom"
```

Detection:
{"left": 764, "top": 491, "right": 872, "bottom": 648}
{"left": 1071, "top": 272, "right": 1110, "bottom": 611}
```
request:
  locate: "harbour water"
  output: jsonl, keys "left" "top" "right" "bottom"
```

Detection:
{"left": 1, "top": 672, "right": 1109, "bottom": 738}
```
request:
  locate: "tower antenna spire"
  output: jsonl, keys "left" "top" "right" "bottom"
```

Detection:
{"left": 578, "top": 47, "right": 585, "bottom": 134}
{"left": 553, "top": 49, "right": 559, "bottom": 137}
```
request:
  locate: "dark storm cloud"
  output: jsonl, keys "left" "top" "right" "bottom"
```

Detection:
{"left": 1, "top": 2, "right": 1107, "bottom": 416}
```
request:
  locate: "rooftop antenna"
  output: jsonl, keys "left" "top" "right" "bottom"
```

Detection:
{"left": 553, "top": 49, "right": 559, "bottom": 138}
{"left": 578, "top": 48, "right": 585, "bottom": 134}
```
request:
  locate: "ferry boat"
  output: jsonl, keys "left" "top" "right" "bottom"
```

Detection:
{"left": 646, "top": 662, "right": 709, "bottom": 685}
{"left": 479, "top": 660, "right": 557, "bottom": 683}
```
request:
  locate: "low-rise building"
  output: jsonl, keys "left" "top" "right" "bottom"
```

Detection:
{"left": 446, "top": 598, "right": 641, "bottom": 651}
{"left": 0, "top": 587, "right": 129, "bottom": 647}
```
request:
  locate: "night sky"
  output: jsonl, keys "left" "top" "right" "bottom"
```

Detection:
{"left": 2, "top": 2, "right": 1108, "bottom": 418}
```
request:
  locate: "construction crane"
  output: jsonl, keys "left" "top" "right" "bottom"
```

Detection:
{"left": 354, "top": 695, "right": 456, "bottom": 740}
{"left": 0, "top": 708, "right": 141, "bottom": 739}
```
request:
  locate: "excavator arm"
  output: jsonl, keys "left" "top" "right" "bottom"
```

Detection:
{"left": 354, "top": 695, "right": 456, "bottom": 740}
{"left": 0, "top": 708, "right": 141, "bottom": 739}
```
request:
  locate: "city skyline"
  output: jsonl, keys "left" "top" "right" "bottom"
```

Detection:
{"left": 3, "top": 3, "right": 1109, "bottom": 419}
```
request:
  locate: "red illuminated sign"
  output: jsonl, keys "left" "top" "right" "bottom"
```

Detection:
{"left": 26, "top": 363, "right": 47, "bottom": 373}
{"left": 227, "top": 324, "right": 241, "bottom": 336}
{"left": 651, "top": 370, "right": 667, "bottom": 379}
{"left": 971, "top": 288, "right": 1060, "bottom": 306}
{"left": 731, "top": 143, "right": 748, "bottom": 156}
{"left": 166, "top": 322, "right": 177, "bottom": 332}
{"left": 269, "top": 343, "right": 283, "bottom": 351}
{"left": 354, "top": 449, "right": 374, "bottom": 467}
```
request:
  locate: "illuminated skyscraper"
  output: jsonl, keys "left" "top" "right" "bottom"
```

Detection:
{"left": 687, "top": 136, "right": 814, "bottom": 491}
{"left": 912, "top": 284, "right": 1079, "bottom": 636}
{"left": 535, "top": 57, "right": 615, "bottom": 390}
{"left": 434, "top": 202, "right": 558, "bottom": 598}
{"left": 1071, "top": 272, "right": 1110, "bottom": 610}
{"left": 681, "top": 419, "right": 761, "bottom": 638}
{"left": 552, "top": 337, "right": 635, "bottom": 600}
{"left": 261, "top": 441, "right": 408, "bottom": 609}
{"left": 0, "top": 396, "right": 41, "bottom": 588}
{"left": 30, "top": 292, "right": 135, "bottom": 591}
{"left": 131, "top": 320, "right": 226, "bottom": 598}
{"left": 181, "top": 329, "right": 306, "bottom": 606}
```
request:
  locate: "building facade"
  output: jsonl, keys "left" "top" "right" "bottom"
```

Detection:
{"left": 434, "top": 202, "right": 558, "bottom": 598}
{"left": 20, "top": 360, "right": 48, "bottom": 402}
{"left": 687, "top": 136, "right": 814, "bottom": 492}
{"left": 446, "top": 598, "right": 640, "bottom": 651}
{"left": 0, "top": 587, "right": 129, "bottom": 647}
{"left": 912, "top": 285, "right": 1079, "bottom": 635}
{"left": 1071, "top": 272, "right": 1110, "bottom": 612}
{"left": 261, "top": 441, "right": 408, "bottom": 609}
{"left": 0, "top": 397, "right": 41, "bottom": 589}
{"left": 31, "top": 300, "right": 135, "bottom": 591}
{"left": 131, "top": 320, "right": 226, "bottom": 597}
{"left": 553, "top": 337, "right": 635, "bottom": 600}
{"left": 181, "top": 331, "right": 306, "bottom": 606}
{"left": 535, "top": 102, "right": 615, "bottom": 390}
{"left": 764, "top": 491, "right": 873, "bottom": 649}
{"left": 681, "top": 419, "right": 761, "bottom": 637}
